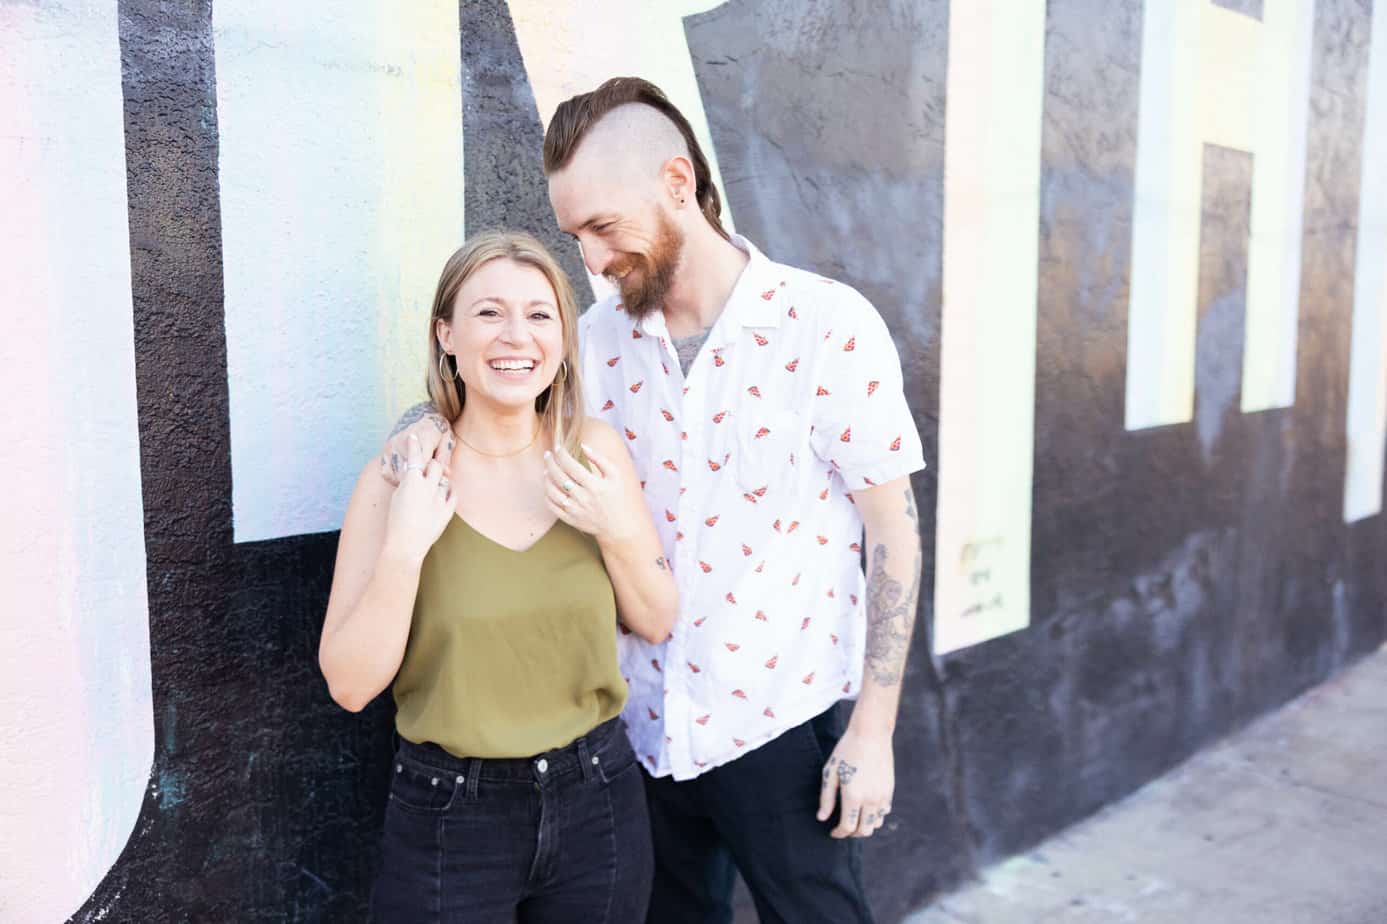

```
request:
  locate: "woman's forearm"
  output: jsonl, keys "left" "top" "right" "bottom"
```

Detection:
{"left": 319, "top": 547, "right": 423, "bottom": 711}
{"left": 598, "top": 534, "right": 677, "bottom": 644}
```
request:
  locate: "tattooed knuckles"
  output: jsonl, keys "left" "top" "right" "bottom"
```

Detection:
{"left": 819, "top": 731, "right": 895, "bottom": 839}
{"left": 380, "top": 404, "right": 453, "bottom": 487}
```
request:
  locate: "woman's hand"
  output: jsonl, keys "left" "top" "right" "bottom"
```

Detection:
{"left": 543, "top": 443, "right": 638, "bottom": 544}
{"left": 382, "top": 433, "right": 455, "bottom": 563}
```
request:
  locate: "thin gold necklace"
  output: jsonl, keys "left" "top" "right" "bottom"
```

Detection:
{"left": 455, "top": 424, "right": 541, "bottom": 458}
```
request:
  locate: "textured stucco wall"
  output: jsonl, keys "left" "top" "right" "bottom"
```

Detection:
{"left": 0, "top": 3, "right": 153, "bottom": 920}
{"left": 0, "top": 1, "right": 1384, "bottom": 922}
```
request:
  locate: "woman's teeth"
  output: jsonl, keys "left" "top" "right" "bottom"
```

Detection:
{"left": 489, "top": 360, "right": 535, "bottom": 372}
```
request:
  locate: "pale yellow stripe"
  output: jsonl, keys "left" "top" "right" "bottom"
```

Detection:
{"left": 934, "top": 0, "right": 1044, "bottom": 655}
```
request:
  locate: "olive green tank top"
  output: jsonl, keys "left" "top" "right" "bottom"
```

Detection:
{"left": 392, "top": 513, "right": 628, "bottom": 759}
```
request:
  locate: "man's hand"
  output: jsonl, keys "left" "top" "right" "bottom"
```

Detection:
{"left": 380, "top": 402, "right": 452, "bottom": 486}
{"left": 817, "top": 725, "right": 894, "bottom": 838}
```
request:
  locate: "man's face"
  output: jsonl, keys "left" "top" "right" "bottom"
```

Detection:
{"left": 549, "top": 157, "right": 684, "bottom": 319}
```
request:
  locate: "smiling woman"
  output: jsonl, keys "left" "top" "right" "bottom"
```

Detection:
{"left": 317, "top": 230, "right": 675, "bottom": 921}
{"left": 425, "top": 231, "right": 586, "bottom": 459}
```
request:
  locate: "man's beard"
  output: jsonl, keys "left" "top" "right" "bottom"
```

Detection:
{"left": 608, "top": 210, "right": 683, "bottom": 320}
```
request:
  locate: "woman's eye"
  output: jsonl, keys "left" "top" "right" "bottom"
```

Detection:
{"left": 530, "top": 312, "right": 552, "bottom": 321}
{"left": 478, "top": 308, "right": 499, "bottom": 317}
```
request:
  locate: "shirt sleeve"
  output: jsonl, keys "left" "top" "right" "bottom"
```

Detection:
{"left": 806, "top": 288, "right": 925, "bottom": 491}
{"left": 577, "top": 305, "right": 606, "bottom": 417}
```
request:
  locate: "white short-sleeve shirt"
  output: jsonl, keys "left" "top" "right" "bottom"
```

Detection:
{"left": 578, "top": 235, "right": 925, "bottom": 780}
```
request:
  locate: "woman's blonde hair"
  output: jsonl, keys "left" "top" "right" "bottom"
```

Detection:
{"left": 426, "top": 230, "right": 586, "bottom": 458}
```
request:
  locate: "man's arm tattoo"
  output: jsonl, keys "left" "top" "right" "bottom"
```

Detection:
{"left": 388, "top": 400, "right": 443, "bottom": 438}
{"left": 863, "top": 487, "right": 923, "bottom": 687}
{"left": 836, "top": 760, "right": 859, "bottom": 786}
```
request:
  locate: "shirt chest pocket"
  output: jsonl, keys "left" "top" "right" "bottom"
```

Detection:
{"left": 736, "top": 408, "right": 805, "bottom": 492}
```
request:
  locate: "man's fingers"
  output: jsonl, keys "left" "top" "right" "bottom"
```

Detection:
{"left": 432, "top": 430, "right": 455, "bottom": 465}
{"left": 853, "top": 806, "right": 884, "bottom": 838}
{"left": 381, "top": 447, "right": 403, "bottom": 486}
{"left": 411, "top": 417, "right": 447, "bottom": 458}
{"left": 817, "top": 759, "right": 839, "bottom": 822}
{"left": 831, "top": 797, "right": 863, "bottom": 839}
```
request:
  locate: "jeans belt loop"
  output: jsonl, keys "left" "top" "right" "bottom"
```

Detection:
{"left": 465, "top": 758, "right": 481, "bottom": 800}
{"left": 577, "top": 733, "right": 595, "bottom": 782}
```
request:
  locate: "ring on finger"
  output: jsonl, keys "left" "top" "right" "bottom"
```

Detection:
{"left": 405, "top": 462, "right": 425, "bottom": 472}
{"left": 562, "top": 479, "right": 574, "bottom": 493}
{"left": 562, "top": 496, "right": 572, "bottom": 509}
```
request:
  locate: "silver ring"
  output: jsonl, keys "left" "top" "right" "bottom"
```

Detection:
{"left": 439, "top": 478, "right": 451, "bottom": 489}
{"left": 562, "top": 479, "right": 574, "bottom": 493}
{"left": 562, "top": 496, "right": 572, "bottom": 509}
{"left": 405, "top": 463, "right": 425, "bottom": 472}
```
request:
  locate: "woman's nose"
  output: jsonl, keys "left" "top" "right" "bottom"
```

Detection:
{"left": 500, "top": 312, "right": 528, "bottom": 342}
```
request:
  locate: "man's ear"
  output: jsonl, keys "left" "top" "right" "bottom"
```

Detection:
{"left": 663, "top": 155, "right": 696, "bottom": 206}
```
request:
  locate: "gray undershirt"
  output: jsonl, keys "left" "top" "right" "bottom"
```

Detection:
{"left": 672, "top": 328, "right": 712, "bottom": 377}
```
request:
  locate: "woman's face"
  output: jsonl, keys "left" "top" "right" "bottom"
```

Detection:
{"left": 440, "top": 258, "right": 565, "bottom": 412}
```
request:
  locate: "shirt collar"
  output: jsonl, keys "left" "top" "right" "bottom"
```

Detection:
{"left": 636, "top": 234, "right": 782, "bottom": 337}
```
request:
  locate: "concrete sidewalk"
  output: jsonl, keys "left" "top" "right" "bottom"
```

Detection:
{"left": 909, "top": 646, "right": 1387, "bottom": 924}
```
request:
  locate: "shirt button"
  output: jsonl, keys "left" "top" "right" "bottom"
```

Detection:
{"left": 536, "top": 758, "right": 549, "bottom": 774}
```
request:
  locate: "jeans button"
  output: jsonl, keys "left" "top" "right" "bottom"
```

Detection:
{"left": 536, "top": 758, "right": 549, "bottom": 774}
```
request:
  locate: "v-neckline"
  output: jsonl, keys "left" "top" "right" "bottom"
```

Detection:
{"left": 451, "top": 513, "right": 561, "bottom": 554}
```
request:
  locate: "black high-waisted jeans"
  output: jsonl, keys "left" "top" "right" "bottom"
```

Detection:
{"left": 370, "top": 717, "right": 653, "bottom": 923}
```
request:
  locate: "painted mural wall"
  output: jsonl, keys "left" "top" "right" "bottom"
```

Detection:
{"left": 1, "top": 0, "right": 1383, "bottom": 921}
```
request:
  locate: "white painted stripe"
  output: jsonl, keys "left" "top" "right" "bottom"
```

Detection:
{"left": 1127, "top": 0, "right": 1313, "bottom": 430}
{"left": 1241, "top": 0, "right": 1313, "bottom": 413}
{"left": 1128, "top": 0, "right": 1203, "bottom": 430}
{"left": 215, "top": 0, "right": 465, "bottom": 542}
{"left": 934, "top": 0, "right": 1045, "bottom": 655}
{"left": 1345, "top": 5, "right": 1387, "bottom": 523}
{"left": 0, "top": 2, "right": 153, "bottom": 918}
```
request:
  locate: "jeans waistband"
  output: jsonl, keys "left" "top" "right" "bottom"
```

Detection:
{"left": 396, "top": 717, "right": 624, "bottom": 784}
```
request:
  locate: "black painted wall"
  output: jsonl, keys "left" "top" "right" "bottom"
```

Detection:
{"left": 73, "top": 1, "right": 1385, "bottom": 921}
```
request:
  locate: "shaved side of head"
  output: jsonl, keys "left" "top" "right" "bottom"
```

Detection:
{"left": 569, "top": 103, "right": 692, "bottom": 188}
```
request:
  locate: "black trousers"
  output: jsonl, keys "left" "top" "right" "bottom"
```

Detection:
{"left": 371, "top": 718, "right": 653, "bottom": 923}
{"left": 642, "top": 703, "right": 874, "bottom": 924}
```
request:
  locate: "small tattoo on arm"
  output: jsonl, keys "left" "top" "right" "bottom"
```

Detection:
{"left": 655, "top": 556, "right": 668, "bottom": 572}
